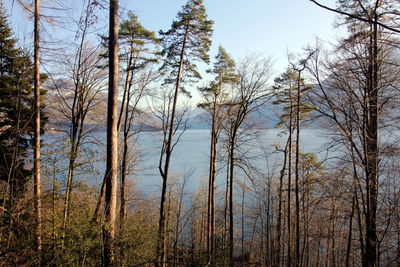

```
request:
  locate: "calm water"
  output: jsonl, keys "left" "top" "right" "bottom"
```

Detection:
{"left": 44, "top": 128, "right": 329, "bottom": 194}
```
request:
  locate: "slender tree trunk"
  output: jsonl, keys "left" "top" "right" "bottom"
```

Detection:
{"left": 119, "top": 126, "right": 128, "bottom": 266}
{"left": 303, "top": 178, "right": 310, "bottom": 267}
{"left": 61, "top": 151, "right": 77, "bottom": 245}
{"left": 224, "top": 148, "right": 230, "bottom": 266}
{"left": 157, "top": 23, "right": 189, "bottom": 267}
{"left": 277, "top": 140, "right": 288, "bottom": 266}
{"left": 103, "top": 0, "right": 119, "bottom": 265}
{"left": 365, "top": 13, "right": 379, "bottom": 267}
{"left": 295, "top": 72, "right": 301, "bottom": 267}
{"left": 287, "top": 85, "right": 294, "bottom": 267}
{"left": 207, "top": 97, "right": 217, "bottom": 263}
{"left": 173, "top": 179, "right": 186, "bottom": 266}
{"left": 346, "top": 197, "right": 355, "bottom": 267}
{"left": 93, "top": 174, "right": 106, "bottom": 221}
{"left": 316, "top": 238, "right": 321, "bottom": 266}
{"left": 93, "top": 51, "right": 135, "bottom": 226}
{"left": 228, "top": 131, "right": 237, "bottom": 266}
{"left": 119, "top": 72, "right": 134, "bottom": 265}
{"left": 164, "top": 189, "right": 172, "bottom": 264}
{"left": 33, "top": 0, "right": 42, "bottom": 263}
{"left": 396, "top": 209, "right": 400, "bottom": 267}
{"left": 61, "top": 10, "right": 88, "bottom": 241}
{"left": 326, "top": 197, "right": 336, "bottom": 267}
{"left": 52, "top": 159, "right": 58, "bottom": 259}
{"left": 241, "top": 180, "right": 245, "bottom": 267}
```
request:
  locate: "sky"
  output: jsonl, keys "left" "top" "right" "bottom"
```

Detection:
{"left": 120, "top": 0, "right": 342, "bottom": 72}
{"left": 4, "top": 0, "right": 344, "bottom": 102}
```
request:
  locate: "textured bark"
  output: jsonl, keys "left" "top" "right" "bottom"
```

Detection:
{"left": 33, "top": 0, "right": 42, "bottom": 262}
{"left": 364, "top": 13, "right": 379, "bottom": 267}
{"left": 103, "top": 0, "right": 119, "bottom": 265}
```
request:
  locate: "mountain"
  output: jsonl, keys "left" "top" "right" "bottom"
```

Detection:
{"left": 188, "top": 101, "right": 281, "bottom": 130}
{"left": 44, "top": 79, "right": 161, "bottom": 133}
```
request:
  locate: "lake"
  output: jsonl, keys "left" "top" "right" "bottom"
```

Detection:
{"left": 44, "top": 128, "right": 330, "bottom": 195}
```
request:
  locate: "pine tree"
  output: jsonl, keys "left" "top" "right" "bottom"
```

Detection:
{"left": 273, "top": 67, "right": 313, "bottom": 266}
{"left": 118, "top": 11, "right": 159, "bottom": 265}
{"left": 157, "top": 0, "right": 213, "bottom": 265}
{"left": 198, "top": 45, "right": 237, "bottom": 263}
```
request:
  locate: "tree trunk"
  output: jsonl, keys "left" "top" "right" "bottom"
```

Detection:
{"left": 287, "top": 83, "right": 294, "bottom": 267}
{"left": 33, "top": 0, "right": 42, "bottom": 263}
{"left": 295, "top": 71, "right": 301, "bottom": 267}
{"left": 157, "top": 23, "right": 189, "bottom": 267}
{"left": 119, "top": 69, "right": 134, "bottom": 265}
{"left": 277, "top": 140, "right": 288, "bottom": 266}
{"left": 119, "top": 127, "right": 128, "bottom": 265}
{"left": 61, "top": 151, "right": 77, "bottom": 245}
{"left": 241, "top": 180, "right": 245, "bottom": 267}
{"left": 207, "top": 97, "right": 217, "bottom": 262}
{"left": 364, "top": 13, "right": 379, "bottom": 267}
{"left": 346, "top": 197, "right": 355, "bottom": 267}
{"left": 229, "top": 134, "right": 235, "bottom": 266}
{"left": 224, "top": 147, "right": 230, "bottom": 266}
{"left": 103, "top": 0, "right": 119, "bottom": 265}
{"left": 51, "top": 158, "right": 58, "bottom": 260}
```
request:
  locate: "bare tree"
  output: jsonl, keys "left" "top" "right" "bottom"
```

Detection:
{"left": 306, "top": 10, "right": 400, "bottom": 263}
{"left": 151, "top": 88, "right": 191, "bottom": 264}
{"left": 43, "top": 0, "right": 107, "bottom": 246}
{"left": 221, "top": 55, "right": 272, "bottom": 265}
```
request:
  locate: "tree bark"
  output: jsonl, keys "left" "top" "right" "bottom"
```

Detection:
{"left": 103, "top": 0, "right": 119, "bottom": 265}
{"left": 295, "top": 71, "right": 301, "bottom": 267}
{"left": 364, "top": 12, "right": 379, "bottom": 267}
{"left": 229, "top": 133, "right": 235, "bottom": 266}
{"left": 207, "top": 96, "right": 217, "bottom": 262}
{"left": 33, "top": 0, "right": 42, "bottom": 263}
{"left": 346, "top": 197, "right": 355, "bottom": 267}
{"left": 287, "top": 83, "right": 294, "bottom": 267}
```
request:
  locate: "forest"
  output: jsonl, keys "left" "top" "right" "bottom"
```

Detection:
{"left": 1, "top": 0, "right": 400, "bottom": 266}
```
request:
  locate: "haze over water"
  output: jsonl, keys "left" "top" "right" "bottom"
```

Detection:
{"left": 44, "top": 128, "right": 329, "bottom": 194}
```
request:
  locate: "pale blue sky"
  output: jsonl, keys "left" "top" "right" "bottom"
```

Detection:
{"left": 4, "top": 0, "right": 343, "bottom": 102}
{"left": 121, "top": 0, "right": 341, "bottom": 72}
{"left": 5, "top": 0, "right": 341, "bottom": 71}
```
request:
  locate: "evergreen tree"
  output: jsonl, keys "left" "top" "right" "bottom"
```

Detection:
{"left": 0, "top": 4, "right": 46, "bottom": 264}
{"left": 0, "top": 5, "right": 46, "bottom": 199}
{"left": 118, "top": 11, "right": 159, "bottom": 264}
{"left": 273, "top": 69, "right": 313, "bottom": 127}
{"left": 198, "top": 45, "right": 238, "bottom": 263}
{"left": 273, "top": 67, "right": 313, "bottom": 266}
{"left": 157, "top": 0, "right": 213, "bottom": 264}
